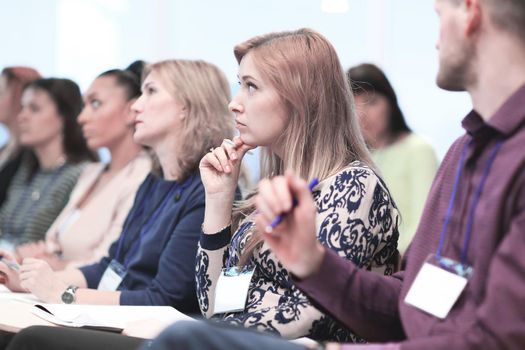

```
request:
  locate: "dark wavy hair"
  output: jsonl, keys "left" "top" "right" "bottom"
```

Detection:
{"left": 24, "top": 78, "right": 98, "bottom": 179}
{"left": 347, "top": 63, "right": 411, "bottom": 138}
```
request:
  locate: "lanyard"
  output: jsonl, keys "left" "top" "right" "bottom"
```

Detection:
{"left": 2, "top": 166, "right": 65, "bottom": 239}
{"left": 115, "top": 175, "right": 194, "bottom": 267}
{"left": 436, "top": 139, "right": 504, "bottom": 265}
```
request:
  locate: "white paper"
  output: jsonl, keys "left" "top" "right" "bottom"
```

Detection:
{"left": 213, "top": 269, "right": 254, "bottom": 314}
{"left": 404, "top": 262, "right": 468, "bottom": 319}
{"left": 0, "top": 288, "right": 40, "bottom": 304}
{"left": 32, "top": 304, "right": 194, "bottom": 331}
{"left": 97, "top": 266, "right": 124, "bottom": 291}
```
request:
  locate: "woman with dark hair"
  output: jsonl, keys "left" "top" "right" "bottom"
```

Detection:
{"left": 15, "top": 61, "right": 151, "bottom": 270}
{"left": 0, "top": 78, "right": 96, "bottom": 250}
{"left": 348, "top": 63, "right": 439, "bottom": 254}
{"left": 0, "top": 66, "right": 41, "bottom": 206}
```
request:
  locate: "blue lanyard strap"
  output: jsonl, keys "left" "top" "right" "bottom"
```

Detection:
{"left": 115, "top": 180, "right": 159, "bottom": 259}
{"left": 460, "top": 140, "right": 503, "bottom": 263}
{"left": 122, "top": 183, "right": 177, "bottom": 266}
{"left": 436, "top": 139, "right": 504, "bottom": 264}
{"left": 436, "top": 141, "right": 471, "bottom": 259}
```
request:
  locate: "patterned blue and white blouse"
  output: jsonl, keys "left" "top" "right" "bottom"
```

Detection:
{"left": 196, "top": 161, "right": 400, "bottom": 342}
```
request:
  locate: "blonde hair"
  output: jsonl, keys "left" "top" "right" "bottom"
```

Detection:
{"left": 233, "top": 28, "right": 374, "bottom": 265}
{"left": 145, "top": 60, "right": 234, "bottom": 180}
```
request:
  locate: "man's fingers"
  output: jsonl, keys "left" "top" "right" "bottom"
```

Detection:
{"left": 286, "top": 171, "right": 311, "bottom": 202}
{"left": 258, "top": 178, "right": 285, "bottom": 217}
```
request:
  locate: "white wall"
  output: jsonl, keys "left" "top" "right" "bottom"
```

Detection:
{"left": 1, "top": 0, "right": 471, "bottom": 177}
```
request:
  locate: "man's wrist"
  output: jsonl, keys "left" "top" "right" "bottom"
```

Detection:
{"left": 294, "top": 243, "right": 326, "bottom": 279}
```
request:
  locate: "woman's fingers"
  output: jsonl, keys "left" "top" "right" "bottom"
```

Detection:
{"left": 0, "top": 264, "right": 11, "bottom": 279}
{"left": 201, "top": 151, "right": 225, "bottom": 172}
{"left": 0, "top": 249, "right": 16, "bottom": 261}
{"left": 18, "top": 264, "right": 39, "bottom": 290}
{"left": 20, "top": 257, "right": 41, "bottom": 268}
{"left": 231, "top": 136, "right": 255, "bottom": 158}
{"left": 221, "top": 139, "right": 238, "bottom": 161}
{"left": 233, "top": 136, "right": 243, "bottom": 148}
{"left": 212, "top": 145, "right": 232, "bottom": 173}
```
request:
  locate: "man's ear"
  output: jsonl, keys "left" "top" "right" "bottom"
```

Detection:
{"left": 464, "top": 0, "right": 482, "bottom": 36}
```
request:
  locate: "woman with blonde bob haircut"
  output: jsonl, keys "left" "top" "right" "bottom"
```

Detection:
{"left": 0, "top": 59, "right": 233, "bottom": 324}
{"left": 196, "top": 28, "right": 400, "bottom": 342}
{"left": 146, "top": 60, "right": 234, "bottom": 180}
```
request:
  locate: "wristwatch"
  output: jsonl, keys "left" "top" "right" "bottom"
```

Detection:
{"left": 61, "top": 285, "right": 79, "bottom": 304}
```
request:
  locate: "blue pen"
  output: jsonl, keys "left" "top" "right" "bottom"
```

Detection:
{"left": 0, "top": 257, "right": 20, "bottom": 271}
{"left": 265, "top": 177, "right": 319, "bottom": 233}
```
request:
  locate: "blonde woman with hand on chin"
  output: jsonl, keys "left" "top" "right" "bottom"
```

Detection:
{"left": 196, "top": 28, "right": 400, "bottom": 343}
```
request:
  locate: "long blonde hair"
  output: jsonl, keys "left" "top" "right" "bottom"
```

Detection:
{"left": 233, "top": 28, "right": 373, "bottom": 265}
{"left": 145, "top": 60, "right": 234, "bottom": 180}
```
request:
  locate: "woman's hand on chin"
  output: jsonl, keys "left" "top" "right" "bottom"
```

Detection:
{"left": 199, "top": 136, "right": 254, "bottom": 198}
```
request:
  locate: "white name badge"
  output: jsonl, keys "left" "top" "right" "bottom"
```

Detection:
{"left": 97, "top": 259, "right": 127, "bottom": 291}
{"left": 213, "top": 267, "right": 255, "bottom": 315}
{"left": 404, "top": 254, "right": 472, "bottom": 319}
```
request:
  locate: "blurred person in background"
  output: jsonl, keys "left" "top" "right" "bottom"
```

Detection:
{"left": 348, "top": 63, "right": 439, "bottom": 255}
{"left": 16, "top": 61, "right": 151, "bottom": 270}
{"left": 0, "top": 67, "right": 41, "bottom": 206}
{"left": 0, "top": 77, "right": 96, "bottom": 250}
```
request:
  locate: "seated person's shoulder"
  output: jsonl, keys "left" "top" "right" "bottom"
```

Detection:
{"left": 313, "top": 161, "right": 381, "bottom": 205}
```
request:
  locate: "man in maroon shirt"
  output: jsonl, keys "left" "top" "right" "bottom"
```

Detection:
{"left": 141, "top": 0, "right": 525, "bottom": 349}
{"left": 250, "top": 0, "right": 525, "bottom": 349}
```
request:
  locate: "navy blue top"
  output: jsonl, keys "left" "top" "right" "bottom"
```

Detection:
{"left": 79, "top": 172, "right": 204, "bottom": 314}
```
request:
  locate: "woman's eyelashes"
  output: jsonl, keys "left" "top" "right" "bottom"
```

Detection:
{"left": 246, "top": 82, "right": 257, "bottom": 94}
{"left": 237, "top": 80, "right": 258, "bottom": 94}
{"left": 143, "top": 85, "right": 156, "bottom": 96}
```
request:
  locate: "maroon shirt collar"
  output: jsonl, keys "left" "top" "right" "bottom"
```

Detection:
{"left": 462, "top": 83, "right": 525, "bottom": 141}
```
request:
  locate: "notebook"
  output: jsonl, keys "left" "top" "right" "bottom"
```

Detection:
{"left": 31, "top": 304, "right": 194, "bottom": 333}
